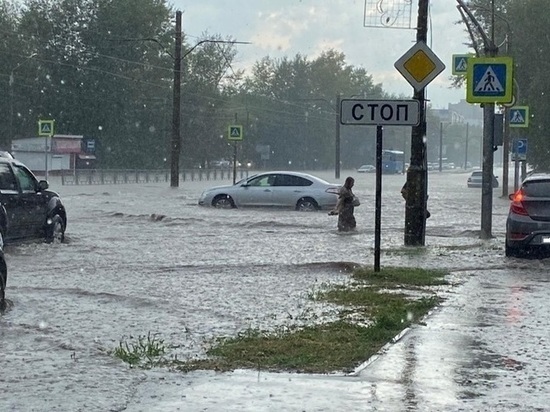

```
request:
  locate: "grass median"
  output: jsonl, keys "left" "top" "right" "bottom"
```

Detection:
{"left": 114, "top": 266, "right": 449, "bottom": 374}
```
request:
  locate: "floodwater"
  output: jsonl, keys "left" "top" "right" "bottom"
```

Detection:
{"left": 1, "top": 169, "right": 548, "bottom": 411}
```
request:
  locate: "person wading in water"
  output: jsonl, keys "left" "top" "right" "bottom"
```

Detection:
{"left": 329, "top": 176, "right": 357, "bottom": 232}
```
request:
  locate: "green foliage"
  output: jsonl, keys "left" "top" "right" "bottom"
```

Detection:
{"left": 2, "top": 2, "right": 385, "bottom": 170}
{"left": 456, "top": 0, "right": 550, "bottom": 170}
{"left": 2, "top": 1, "right": 389, "bottom": 170}
{"left": 113, "top": 332, "right": 166, "bottom": 368}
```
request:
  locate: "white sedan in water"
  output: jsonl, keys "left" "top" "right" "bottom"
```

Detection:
{"left": 357, "top": 164, "right": 375, "bottom": 173}
{"left": 198, "top": 171, "right": 341, "bottom": 211}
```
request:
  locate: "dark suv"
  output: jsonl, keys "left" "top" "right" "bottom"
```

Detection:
{"left": 0, "top": 157, "right": 67, "bottom": 246}
{"left": 506, "top": 173, "right": 550, "bottom": 257}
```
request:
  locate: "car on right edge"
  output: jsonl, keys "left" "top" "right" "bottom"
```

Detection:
{"left": 505, "top": 173, "right": 550, "bottom": 257}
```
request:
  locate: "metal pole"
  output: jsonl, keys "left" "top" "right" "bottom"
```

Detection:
{"left": 374, "top": 125, "right": 383, "bottom": 272}
{"left": 9, "top": 74, "right": 14, "bottom": 150}
{"left": 170, "top": 11, "right": 182, "bottom": 188}
{"left": 464, "top": 123, "right": 469, "bottom": 169}
{"left": 45, "top": 135, "right": 49, "bottom": 180}
{"left": 514, "top": 159, "right": 519, "bottom": 191}
{"left": 335, "top": 94, "right": 341, "bottom": 179}
{"left": 480, "top": 0, "right": 497, "bottom": 239}
{"left": 481, "top": 102, "right": 495, "bottom": 239}
{"left": 502, "top": 107, "right": 510, "bottom": 197}
{"left": 233, "top": 113, "right": 238, "bottom": 184}
{"left": 439, "top": 122, "right": 443, "bottom": 172}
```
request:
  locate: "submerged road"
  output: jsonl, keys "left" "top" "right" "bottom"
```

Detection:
{"left": 2, "top": 169, "right": 549, "bottom": 411}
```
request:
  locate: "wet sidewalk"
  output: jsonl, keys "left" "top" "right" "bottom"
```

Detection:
{"left": 125, "top": 267, "right": 550, "bottom": 411}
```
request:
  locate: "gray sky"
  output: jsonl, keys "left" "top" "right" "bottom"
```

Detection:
{"left": 173, "top": 0, "right": 471, "bottom": 109}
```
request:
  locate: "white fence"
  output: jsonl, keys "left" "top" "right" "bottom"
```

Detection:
{"left": 59, "top": 169, "right": 250, "bottom": 185}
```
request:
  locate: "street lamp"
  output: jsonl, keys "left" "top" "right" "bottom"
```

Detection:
{"left": 169, "top": 11, "right": 250, "bottom": 187}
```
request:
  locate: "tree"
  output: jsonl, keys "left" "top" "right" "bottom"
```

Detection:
{"left": 240, "top": 50, "right": 384, "bottom": 170}
{"left": 504, "top": 0, "right": 550, "bottom": 171}
{"left": 16, "top": 0, "right": 174, "bottom": 168}
{"left": 0, "top": 0, "right": 35, "bottom": 148}
{"left": 180, "top": 33, "right": 241, "bottom": 168}
{"left": 454, "top": 0, "right": 550, "bottom": 171}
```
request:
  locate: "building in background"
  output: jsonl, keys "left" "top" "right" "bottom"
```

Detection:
{"left": 431, "top": 99, "right": 483, "bottom": 126}
{"left": 11, "top": 134, "right": 97, "bottom": 174}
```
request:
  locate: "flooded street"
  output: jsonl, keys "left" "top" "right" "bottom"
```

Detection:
{"left": 1, "top": 169, "right": 549, "bottom": 411}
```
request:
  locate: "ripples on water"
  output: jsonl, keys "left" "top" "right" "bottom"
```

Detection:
{"left": 0, "top": 170, "right": 531, "bottom": 410}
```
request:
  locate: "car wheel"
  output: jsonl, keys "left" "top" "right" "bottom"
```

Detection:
{"left": 212, "top": 195, "right": 236, "bottom": 209}
{"left": 46, "top": 214, "right": 65, "bottom": 244}
{"left": 505, "top": 240, "right": 521, "bottom": 257}
{"left": 296, "top": 198, "right": 319, "bottom": 212}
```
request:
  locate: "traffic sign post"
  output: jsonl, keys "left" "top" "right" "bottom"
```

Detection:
{"left": 452, "top": 53, "right": 473, "bottom": 75}
{"left": 340, "top": 99, "right": 420, "bottom": 126}
{"left": 227, "top": 125, "right": 243, "bottom": 141}
{"left": 38, "top": 119, "right": 55, "bottom": 180}
{"left": 394, "top": 37, "right": 442, "bottom": 248}
{"left": 38, "top": 119, "right": 54, "bottom": 136}
{"left": 394, "top": 41, "right": 445, "bottom": 92}
{"left": 466, "top": 57, "right": 513, "bottom": 103}
{"left": 509, "top": 106, "right": 529, "bottom": 128}
{"left": 340, "top": 99, "right": 420, "bottom": 272}
{"left": 227, "top": 124, "right": 243, "bottom": 184}
{"left": 513, "top": 138, "right": 527, "bottom": 161}
{"left": 512, "top": 138, "right": 528, "bottom": 191}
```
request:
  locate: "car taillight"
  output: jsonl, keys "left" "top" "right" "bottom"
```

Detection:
{"left": 508, "top": 232, "right": 530, "bottom": 240}
{"left": 326, "top": 187, "right": 340, "bottom": 195}
{"left": 510, "top": 190, "right": 529, "bottom": 216}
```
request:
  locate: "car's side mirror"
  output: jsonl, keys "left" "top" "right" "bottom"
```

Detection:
{"left": 508, "top": 193, "right": 515, "bottom": 201}
{"left": 38, "top": 180, "right": 49, "bottom": 191}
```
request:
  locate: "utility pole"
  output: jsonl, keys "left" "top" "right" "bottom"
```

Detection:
{"left": 335, "top": 94, "right": 341, "bottom": 179}
{"left": 502, "top": 107, "right": 510, "bottom": 197}
{"left": 439, "top": 122, "right": 444, "bottom": 172}
{"left": 456, "top": 0, "right": 498, "bottom": 239}
{"left": 404, "top": 0, "right": 429, "bottom": 246}
{"left": 170, "top": 11, "right": 182, "bottom": 188}
{"left": 480, "top": 0, "right": 498, "bottom": 239}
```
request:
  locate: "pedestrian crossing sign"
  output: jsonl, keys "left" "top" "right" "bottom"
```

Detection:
{"left": 466, "top": 57, "right": 513, "bottom": 103}
{"left": 452, "top": 54, "right": 472, "bottom": 75}
{"left": 509, "top": 106, "right": 529, "bottom": 128}
{"left": 228, "top": 125, "right": 243, "bottom": 141}
{"left": 38, "top": 119, "right": 55, "bottom": 136}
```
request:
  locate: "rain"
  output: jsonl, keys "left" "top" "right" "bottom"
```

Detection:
{"left": 2, "top": 169, "right": 549, "bottom": 411}
{"left": 2, "top": 0, "right": 550, "bottom": 410}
